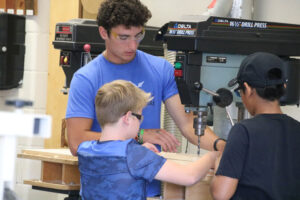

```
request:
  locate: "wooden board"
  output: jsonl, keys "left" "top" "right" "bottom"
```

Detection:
{"left": 159, "top": 152, "right": 200, "bottom": 164}
{"left": 17, "top": 148, "right": 78, "bottom": 165}
{"left": 24, "top": 179, "right": 80, "bottom": 190}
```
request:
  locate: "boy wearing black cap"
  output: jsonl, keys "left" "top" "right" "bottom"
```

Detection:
{"left": 211, "top": 52, "right": 300, "bottom": 200}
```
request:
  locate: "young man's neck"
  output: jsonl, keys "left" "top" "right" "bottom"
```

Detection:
{"left": 252, "top": 99, "right": 283, "bottom": 116}
{"left": 102, "top": 50, "right": 136, "bottom": 64}
{"left": 99, "top": 126, "right": 130, "bottom": 142}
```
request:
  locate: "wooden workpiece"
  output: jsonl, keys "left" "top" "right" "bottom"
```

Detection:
{"left": 18, "top": 149, "right": 213, "bottom": 199}
{"left": 17, "top": 148, "right": 80, "bottom": 191}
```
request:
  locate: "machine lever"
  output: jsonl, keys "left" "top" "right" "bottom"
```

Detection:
{"left": 202, "top": 87, "right": 219, "bottom": 97}
{"left": 225, "top": 106, "right": 235, "bottom": 126}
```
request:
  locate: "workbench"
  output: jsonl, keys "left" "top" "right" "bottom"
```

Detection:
{"left": 18, "top": 149, "right": 213, "bottom": 200}
{"left": 17, "top": 148, "right": 80, "bottom": 200}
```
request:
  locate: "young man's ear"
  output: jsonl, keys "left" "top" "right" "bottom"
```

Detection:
{"left": 243, "top": 82, "right": 254, "bottom": 96}
{"left": 99, "top": 26, "right": 109, "bottom": 40}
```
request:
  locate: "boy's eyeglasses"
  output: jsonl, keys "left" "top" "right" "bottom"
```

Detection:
{"left": 110, "top": 28, "right": 145, "bottom": 43}
{"left": 131, "top": 112, "right": 144, "bottom": 123}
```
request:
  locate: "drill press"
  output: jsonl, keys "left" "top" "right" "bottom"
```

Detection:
{"left": 158, "top": 16, "right": 300, "bottom": 154}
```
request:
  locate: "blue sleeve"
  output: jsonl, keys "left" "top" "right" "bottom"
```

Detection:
{"left": 127, "top": 142, "right": 166, "bottom": 182}
{"left": 161, "top": 60, "right": 178, "bottom": 102}
{"left": 216, "top": 123, "right": 249, "bottom": 179}
{"left": 66, "top": 71, "right": 96, "bottom": 119}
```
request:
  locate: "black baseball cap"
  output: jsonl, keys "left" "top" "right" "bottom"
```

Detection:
{"left": 228, "top": 52, "right": 288, "bottom": 89}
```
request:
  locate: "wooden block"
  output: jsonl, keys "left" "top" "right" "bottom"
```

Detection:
{"left": 25, "top": 0, "right": 37, "bottom": 15}
{"left": 159, "top": 152, "right": 214, "bottom": 200}
{"left": 6, "top": 0, "right": 15, "bottom": 14}
{"left": 159, "top": 152, "right": 200, "bottom": 165}
{"left": 185, "top": 171, "right": 214, "bottom": 200}
{"left": 62, "top": 164, "right": 80, "bottom": 185}
{"left": 15, "top": 0, "right": 25, "bottom": 15}
{"left": 41, "top": 161, "right": 63, "bottom": 183}
{"left": 163, "top": 182, "right": 185, "bottom": 200}
{"left": 0, "top": 0, "right": 6, "bottom": 12}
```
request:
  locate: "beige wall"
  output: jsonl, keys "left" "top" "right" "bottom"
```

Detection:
{"left": 44, "top": 0, "right": 80, "bottom": 148}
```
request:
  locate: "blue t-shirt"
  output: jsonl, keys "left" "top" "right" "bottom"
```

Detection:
{"left": 77, "top": 139, "right": 166, "bottom": 200}
{"left": 66, "top": 50, "right": 178, "bottom": 196}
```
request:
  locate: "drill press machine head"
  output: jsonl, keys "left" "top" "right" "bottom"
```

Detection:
{"left": 158, "top": 16, "right": 300, "bottom": 138}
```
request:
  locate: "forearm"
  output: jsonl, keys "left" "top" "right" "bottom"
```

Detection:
{"left": 185, "top": 151, "right": 218, "bottom": 184}
{"left": 68, "top": 130, "right": 101, "bottom": 155}
{"left": 211, "top": 175, "right": 238, "bottom": 200}
{"left": 66, "top": 118, "right": 101, "bottom": 156}
{"left": 156, "top": 151, "right": 218, "bottom": 186}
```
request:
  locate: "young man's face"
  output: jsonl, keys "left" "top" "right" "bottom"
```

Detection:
{"left": 240, "top": 88, "right": 255, "bottom": 116}
{"left": 102, "top": 25, "right": 144, "bottom": 64}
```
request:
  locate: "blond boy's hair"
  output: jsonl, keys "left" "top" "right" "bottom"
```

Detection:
{"left": 95, "top": 80, "right": 152, "bottom": 127}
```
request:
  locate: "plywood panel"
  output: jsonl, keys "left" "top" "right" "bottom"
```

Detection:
{"left": 159, "top": 152, "right": 213, "bottom": 200}
{"left": 41, "top": 161, "right": 62, "bottom": 182}
{"left": 45, "top": 0, "right": 80, "bottom": 148}
{"left": 163, "top": 182, "right": 185, "bottom": 200}
{"left": 62, "top": 164, "right": 80, "bottom": 184}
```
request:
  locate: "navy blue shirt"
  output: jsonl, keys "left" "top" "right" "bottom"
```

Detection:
{"left": 77, "top": 139, "right": 166, "bottom": 200}
{"left": 216, "top": 114, "right": 300, "bottom": 200}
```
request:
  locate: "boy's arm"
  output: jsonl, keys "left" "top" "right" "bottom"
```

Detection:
{"left": 210, "top": 175, "right": 238, "bottom": 200}
{"left": 154, "top": 151, "right": 219, "bottom": 186}
{"left": 66, "top": 117, "right": 101, "bottom": 155}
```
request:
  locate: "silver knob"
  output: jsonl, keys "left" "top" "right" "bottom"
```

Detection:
{"left": 1, "top": 46, "right": 7, "bottom": 52}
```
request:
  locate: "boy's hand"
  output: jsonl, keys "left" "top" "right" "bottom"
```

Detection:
{"left": 142, "top": 142, "right": 160, "bottom": 153}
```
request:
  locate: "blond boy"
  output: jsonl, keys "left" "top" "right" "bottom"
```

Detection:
{"left": 77, "top": 80, "right": 219, "bottom": 200}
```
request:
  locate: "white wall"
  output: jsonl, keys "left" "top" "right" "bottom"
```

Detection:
{"left": 142, "top": 0, "right": 212, "bottom": 27}
{"left": 253, "top": 0, "right": 300, "bottom": 121}
{"left": 0, "top": 0, "right": 65, "bottom": 199}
